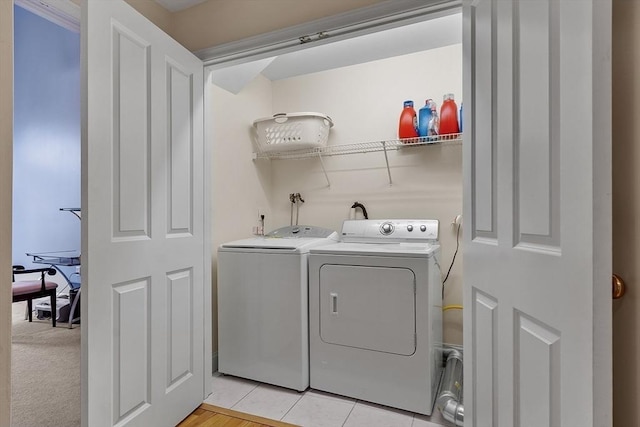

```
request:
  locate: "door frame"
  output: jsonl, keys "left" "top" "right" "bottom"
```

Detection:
{"left": 0, "top": 2, "right": 14, "bottom": 425}
{"left": 2, "top": 0, "right": 614, "bottom": 422}
{"left": 0, "top": 0, "right": 468, "bottom": 422}
{"left": 196, "top": 0, "right": 462, "bottom": 67}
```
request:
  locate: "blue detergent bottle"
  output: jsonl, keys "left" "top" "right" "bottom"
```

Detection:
{"left": 418, "top": 99, "right": 433, "bottom": 137}
{"left": 428, "top": 100, "right": 439, "bottom": 136}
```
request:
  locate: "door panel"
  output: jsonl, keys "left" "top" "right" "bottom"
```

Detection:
{"left": 113, "top": 279, "right": 150, "bottom": 423}
{"left": 167, "top": 268, "right": 193, "bottom": 390}
{"left": 112, "top": 23, "right": 151, "bottom": 239}
{"left": 471, "top": 0, "right": 496, "bottom": 238}
{"left": 463, "top": 0, "right": 612, "bottom": 426}
{"left": 514, "top": 313, "right": 561, "bottom": 427}
{"left": 83, "top": 1, "right": 205, "bottom": 426}
{"left": 471, "top": 289, "right": 497, "bottom": 427}
{"left": 513, "top": 0, "right": 560, "bottom": 248}
{"left": 167, "top": 61, "right": 193, "bottom": 235}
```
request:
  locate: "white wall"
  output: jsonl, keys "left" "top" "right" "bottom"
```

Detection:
{"left": 211, "top": 44, "right": 463, "bottom": 346}
{"left": 211, "top": 73, "right": 274, "bottom": 247}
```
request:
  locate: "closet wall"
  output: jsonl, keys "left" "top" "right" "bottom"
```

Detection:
{"left": 211, "top": 44, "right": 463, "bottom": 346}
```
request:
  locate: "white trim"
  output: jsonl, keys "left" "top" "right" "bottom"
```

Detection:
{"left": 203, "top": 67, "right": 213, "bottom": 398}
{"left": 155, "top": 0, "right": 207, "bottom": 13}
{"left": 196, "top": 0, "right": 461, "bottom": 68}
{"left": 14, "top": 0, "right": 80, "bottom": 33}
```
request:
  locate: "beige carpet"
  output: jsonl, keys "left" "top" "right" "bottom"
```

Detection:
{"left": 11, "top": 301, "right": 80, "bottom": 427}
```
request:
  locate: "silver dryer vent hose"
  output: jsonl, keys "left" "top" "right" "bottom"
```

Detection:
{"left": 436, "top": 349, "right": 464, "bottom": 426}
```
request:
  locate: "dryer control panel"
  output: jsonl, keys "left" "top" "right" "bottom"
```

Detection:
{"left": 341, "top": 219, "right": 439, "bottom": 242}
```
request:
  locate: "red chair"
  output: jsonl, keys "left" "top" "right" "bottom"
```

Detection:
{"left": 12, "top": 265, "right": 58, "bottom": 327}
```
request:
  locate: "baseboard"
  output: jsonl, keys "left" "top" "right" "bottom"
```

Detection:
{"left": 212, "top": 351, "right": 218, "bottom": 374}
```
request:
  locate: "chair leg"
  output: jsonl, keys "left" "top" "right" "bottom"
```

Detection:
{"left": 50, "top": 292, "right": 56, "bottom": 328}
{"left": 27, "top": 299, "right": 32, "bottom": 322}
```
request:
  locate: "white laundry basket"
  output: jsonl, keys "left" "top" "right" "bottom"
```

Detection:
{"left": 253, "top": 112, "right": 333, "bottom": 153}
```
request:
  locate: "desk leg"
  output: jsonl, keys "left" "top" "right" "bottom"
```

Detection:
{"left": 68, "top": 288, "right": 80, "bottom": 329}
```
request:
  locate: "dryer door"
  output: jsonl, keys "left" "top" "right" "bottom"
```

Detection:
{"left": 319, "top": 264, "right": 416, "bottom": 356}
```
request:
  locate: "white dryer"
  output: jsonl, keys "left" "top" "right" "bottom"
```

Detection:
{"left": 217, "top": 225, "right": 338, "bottom": 391}
{"left": 309, "top": 219, "right": 443, "bottom": 415}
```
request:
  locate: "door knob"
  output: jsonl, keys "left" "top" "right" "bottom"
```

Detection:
{"left": 612, "top": 274, "right": 626, "bottom": 299}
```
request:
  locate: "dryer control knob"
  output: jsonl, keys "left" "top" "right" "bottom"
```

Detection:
{"left": 407, "top": 225, "right": 414, "bottom": 232}
{"left": 420, "top": 225, "right": 427, "bottom": 232}
{"left": 380, "top": 222, "right": 394, "bottom": 235}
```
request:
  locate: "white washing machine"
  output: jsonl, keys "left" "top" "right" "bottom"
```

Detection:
{"left": 309, "top": 219, "right": 443, "bottom": 415}
{"left": 217, "top": 225, "right": 338, "bottom": 391}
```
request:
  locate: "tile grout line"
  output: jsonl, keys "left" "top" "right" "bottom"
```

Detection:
{"left": 341, "top": 399, "right": 359, "bottom": 427}
{"left": 228, "top": 380, "right": 261, "bottom": 409}
{"left": 216, "top": 379, "right": 438, "bottom": 426}
{"left": 279, "top": 390, "right": 305, "bottom": 421}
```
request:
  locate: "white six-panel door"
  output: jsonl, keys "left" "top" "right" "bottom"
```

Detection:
{"left": 462, "top": 0, "right": 612, "bottom": 426}
{"left": 82, "top": 0, "right": 205, "bottom": 425}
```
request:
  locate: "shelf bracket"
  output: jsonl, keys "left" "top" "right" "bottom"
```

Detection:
{"left": 318, "top": 152, "right": 331, "bottom": 188}
{"left": 382, "top": 141, "right": 393, "bottom": 186}
{"left": 60, "top": 207, "right": 81, "bottom": 220}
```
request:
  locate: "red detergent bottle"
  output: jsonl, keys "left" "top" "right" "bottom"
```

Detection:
{"left": 439, "top": 93, "right": 460, "bottom": 135}
{"left": 398, "top": 100, "right": 419, "bottom": 140}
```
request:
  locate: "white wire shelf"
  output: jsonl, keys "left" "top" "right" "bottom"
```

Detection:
{"left": 252, "top": 133, "right": 462, "bottom": 187}
{"left": 252, "top": 133, "right": 462, "bottom": 160}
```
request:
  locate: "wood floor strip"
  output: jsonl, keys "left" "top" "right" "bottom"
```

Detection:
{"left": 198, "top": 403, "right": 299, "bottom": 427}
{"left": 211, "top": 414, "right": 257, "bottom": 427}
{"left": 178, "top": 408, "right": 217, "bottom": 427}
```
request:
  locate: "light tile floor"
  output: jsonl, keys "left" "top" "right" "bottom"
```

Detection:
{"left": 205, "top": 374, "right": 449, "bottom": 427}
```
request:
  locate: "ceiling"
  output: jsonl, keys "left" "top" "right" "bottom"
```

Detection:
{"left": 212, "top": 12, "right": 462, "bottom": 94}
{"left": 261, "top": 13, "right": 462, "bottom": 81}
{"left": 148, "top": 2, "right": 462, "bottom": 93}
{"left": 154, "top": 0, "right": 207, "bottom": 12}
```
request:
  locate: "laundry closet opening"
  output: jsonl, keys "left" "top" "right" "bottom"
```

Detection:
{"left": 207, "top": 10, "right": 464, "bottom": 354}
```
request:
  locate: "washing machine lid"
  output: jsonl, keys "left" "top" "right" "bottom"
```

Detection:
{"left": 310, "top": 241, "right": 439, "bottom": 258}
{"left": 220, "top": 226, "right": 338, "bottom": 253}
